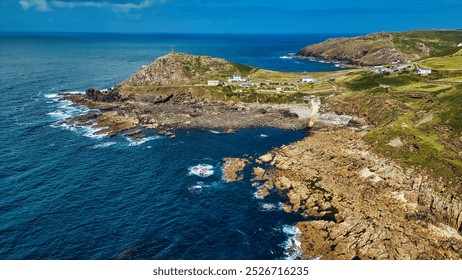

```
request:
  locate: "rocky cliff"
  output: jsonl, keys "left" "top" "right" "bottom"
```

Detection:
{"left": 262, "top": 126, "right": 462, "bottom": 259}
{"left": 298, "top": 30, "right": 462, "bottom": 66}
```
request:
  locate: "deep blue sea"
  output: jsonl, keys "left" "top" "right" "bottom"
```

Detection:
{"left": 0, "top": 33, "right": 346, "bottom": 260}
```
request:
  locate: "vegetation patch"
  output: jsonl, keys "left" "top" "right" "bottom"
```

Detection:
{"left": 392, "top": 30, "right": 462, "bottom": 58}
{"left": 344, "top": 72, "right": 422, "bottom": 91}
{"left": 420, "top": 56, "right": 462, "bottom": 71}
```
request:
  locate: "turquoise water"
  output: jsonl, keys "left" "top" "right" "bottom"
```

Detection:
{"left": 0, "top": 33, "right": 344, "bottom": 259}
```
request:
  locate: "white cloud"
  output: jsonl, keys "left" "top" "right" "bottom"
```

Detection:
{"left": 19, "top": 0, "right": 51, "bottom": 11}
{"left": 19, "top": 0, "right": 160, "bottom": 12}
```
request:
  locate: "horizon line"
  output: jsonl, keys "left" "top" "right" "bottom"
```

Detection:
{"left": 1, "top": 28, "right": 460, "bottom": 36}
{"left": 0, "top": 31, "right": 363, "bottom": 36}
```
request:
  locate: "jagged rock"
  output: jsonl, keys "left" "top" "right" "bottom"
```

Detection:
{"left": 92, "top": 111, "right": 139, "bottom": 137}
{"left": 275, "top": 176, "right": 292, "bottom": 190}
{"left": 66, "top": 113, "right": 98, "bottom": 125}
{"left": 131, "top": 134, "right": 146, "bottom": 140}
{"left": 255, "top": 186, "right": 270, "bottom": 198}
{"left": 258, "top": 153, "right": 273, "bottom": 163}
{"left": 281, "top": 204, "right": 292, "bottom": 213}
{"left": 222, "top": 158, "right": 249, "bottom": 182}
{"left": 252, "top": 167, "right": 266, "bottom": 181}
{"left": 124, "top": 129, "right": 142, "bottom": 137}
{"left": 86, "top": 87, "right": 121, "bottom": 102}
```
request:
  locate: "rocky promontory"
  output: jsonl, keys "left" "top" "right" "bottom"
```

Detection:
{"left": 61, "top": 52, "right": 313, "bottom": 137}
{"left": 297, "top": 30, "right": 462, "bottom": 66}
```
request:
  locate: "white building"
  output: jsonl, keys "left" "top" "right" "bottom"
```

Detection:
{"left": 458, "top": 43, "right": 462, "bottom": 47}
{"left": 228, "top": 73, "right": 246, "bottom": 83}
{"left": 301, "top": 77, "right": 315, "bottom": 83}
{"left": 275, "top": 87, "right": 283, "bottom": 93}
{"left": 417, "top": 68, "right": 432, "bottom": 75}
{"left": 207, "top": 80, "right": 221, "bottom": 86}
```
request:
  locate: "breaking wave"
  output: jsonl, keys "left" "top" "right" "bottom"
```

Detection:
{"left": 188, "top": 164, "right": 214, "bottom": 177}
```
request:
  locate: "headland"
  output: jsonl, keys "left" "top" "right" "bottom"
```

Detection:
{"left": 61, "top": 30, "right": 462, "bottom": 259}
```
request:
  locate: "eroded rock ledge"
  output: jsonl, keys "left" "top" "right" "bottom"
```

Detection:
{"left": 60, "top": 89, "right": 311, "bottom": 138}
{"left": 263, "top": 125, "right": 462, "bottom": 259}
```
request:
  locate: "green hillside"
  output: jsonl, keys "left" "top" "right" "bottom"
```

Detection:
{"left": 298, "top": 30, "right": 462, "bottom": 66}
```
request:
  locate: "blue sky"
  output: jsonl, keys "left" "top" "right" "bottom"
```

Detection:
{"left": 0, "top": 0, "right": 461, "bottom": 33}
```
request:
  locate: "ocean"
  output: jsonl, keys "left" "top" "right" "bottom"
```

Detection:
{"left": 0, "top": 33, "right": 346, "bottom": 260}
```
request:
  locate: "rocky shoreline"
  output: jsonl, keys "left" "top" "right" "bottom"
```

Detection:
{"left": 290, "top": 55, "right": 357, "bottom": 69}
{"left": 256, "top": 125, "right": 462, "bottom": 259}
{"left": 60, "top": 89, "right": 311, "bottom": 138}
{"left": 58, "top": 50, "right": 462, "bottom": 259}
{"left": 62, "top": 88, "right": 462, "bottom": 259}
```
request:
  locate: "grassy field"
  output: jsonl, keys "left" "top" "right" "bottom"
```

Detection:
{"left": 251, "top": 69, "right": 334, "bottom": 81}
{"left": 329, "top": 55, "right": 462, "bottom": 188}
{"left": 420, "top": 56, "right": 462, "bottom": 71}
{"left": 393, "top": 82, "right": 453, "bottom": 93}
{"left": 298, "top": 82, "right": 332, "bottom": 91}
{"left": 435, "top": 75, "right": 462, "bottom": 83}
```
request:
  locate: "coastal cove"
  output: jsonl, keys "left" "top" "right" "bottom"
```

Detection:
{"left": 0, "top": 33, "right": 336, "bottom": 260}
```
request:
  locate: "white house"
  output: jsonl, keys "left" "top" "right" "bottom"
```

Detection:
{"left": 301, "top": 77, "right": 315, "bottom": 83}
{"left": 458, "top": 43, "right": 462, "bottom": 47}
{"left": 417, "top": 68, "right": 432, "bottom": 75}
{"left": 275, "top": 87, "right": 284, "bottom": 93}
{"left": 207, "top": 80, "right": 221, "bottom": 86}
{"left": 373, "top": 65, "right": 384, "bottom": 70}
{"left": 228, "top": 73, "right": 246, "bottom": 83}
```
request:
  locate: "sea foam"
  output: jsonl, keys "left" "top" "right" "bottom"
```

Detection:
{"left": 91, "top": 142, "right": 117, "bottom": 149}
{"left": 188, "top": 164, "right": 214, "bottom": 177}
{"left": 260, "top": 203, "right": 277, "bottom": 211}
{"left": 281, "top": 225, "right": 303, "bottom": 260}
{"left": 44, "top": 93, "right": 59, "bottom": 99}
{"left": 127, "top": 136, "right": 162, "bottom": 146}
{"left": 188, "top": 181, "right": 207, "bottom": 192}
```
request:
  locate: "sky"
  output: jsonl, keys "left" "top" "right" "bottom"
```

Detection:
{"left": 0, "top": 0, "right": 461, "bottom": 34}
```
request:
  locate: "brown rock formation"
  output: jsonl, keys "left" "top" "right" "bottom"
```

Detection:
{"left": 222, "top": 158, "right": 249, "bottom": 182}
{"left": 266, "top": 126, "right": 462, "bottom": 259}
